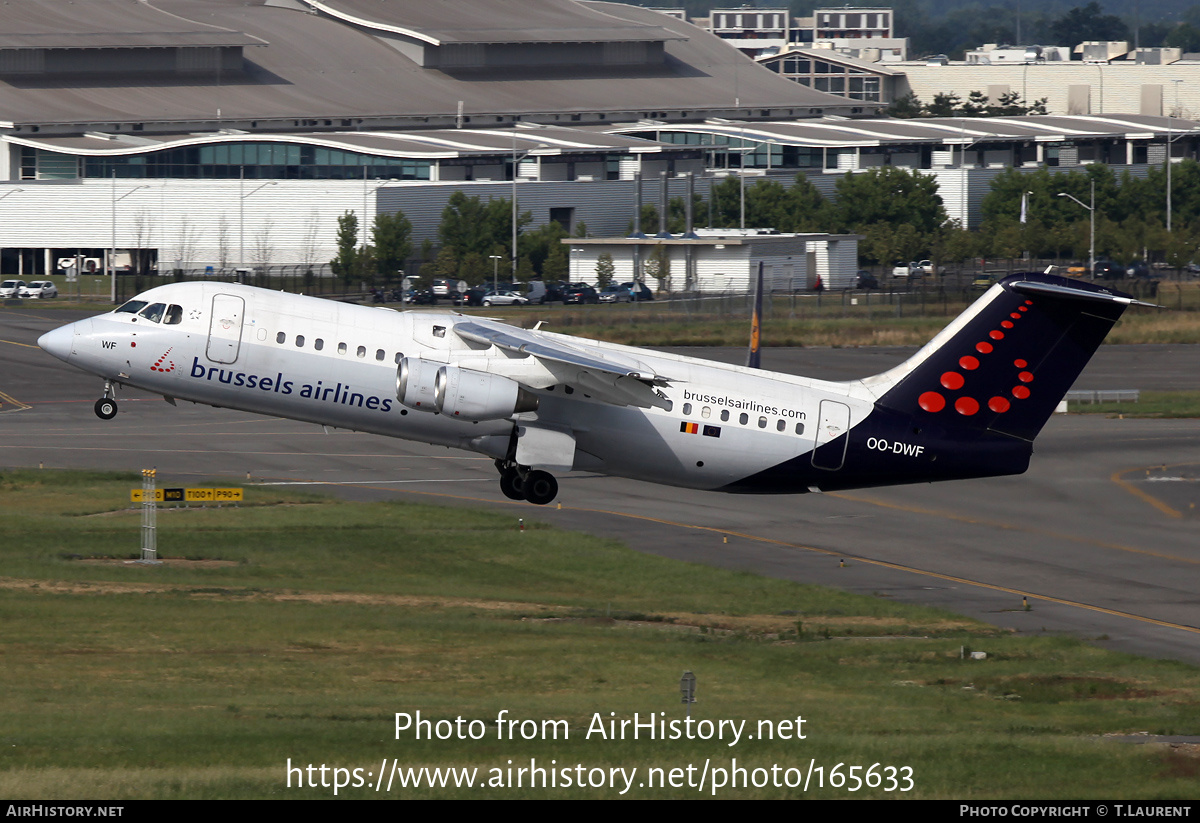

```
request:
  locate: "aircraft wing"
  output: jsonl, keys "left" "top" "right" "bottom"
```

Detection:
{"left": 453, "top": 318, "right": 675, "bottom": 410}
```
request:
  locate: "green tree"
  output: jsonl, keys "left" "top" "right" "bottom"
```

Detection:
{"left": 833, "top": 166, "right": 947, "bottom": 237}
{"left": 778, "top": 173, "right": 828, "bottom": 232}
{"left": 330, "top": 211, "right": 359, "bottom": 286}
{"left": 595, "top": 252, "right": 616, "bottom": 289}
{"left": 925, "top": 92, "right": 961, "bottom": 118}
{"left": 884, "top": 91, "right": 923, "bottom": 119}
{"left": 438, "top": 191, "right": 528, "bottom": 260}
{"left": 371, "top": 210, "right": 412, "bottom": 284}
{"left": 1050, "top": 3, "right": 1129, "bottom": 44}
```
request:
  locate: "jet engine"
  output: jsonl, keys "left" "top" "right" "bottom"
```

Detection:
{"left": 396, "top": 357, "right": 441, "bottom": 411}
{"left": 434, "top": 365, "right": 539, "bottom": 420}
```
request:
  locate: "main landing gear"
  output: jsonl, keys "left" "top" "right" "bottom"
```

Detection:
{"left": 94, "top": 381, "right": 118, "bottom": 420}
{"left": 496, "top": 460, "right": 558, "bottom": 505}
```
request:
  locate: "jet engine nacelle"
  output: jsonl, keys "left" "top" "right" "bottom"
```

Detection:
{"left": 434, "top": 365, "right": 539, "bottom": 421}
{"left": 396, "top": 357, "right": 441, "bottom": 412}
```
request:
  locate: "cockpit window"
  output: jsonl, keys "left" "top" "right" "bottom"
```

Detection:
{"left": 163, "top": 305, "right": 182, "bottom": 325}
{"left": 115, "top": 300, "right": 148, "bottom": 315}
{"left": 138, "top": 303, "right": 166, "bottom": 323}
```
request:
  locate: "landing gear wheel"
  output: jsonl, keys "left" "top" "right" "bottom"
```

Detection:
{"left": 94, "top": 398, "right": 118, "bottom": 420}
{"left": 522, "top": 470, "right": 558, "bottom": 506}
{"left": 499, "top": 470, "right": 525, "bottom": 501}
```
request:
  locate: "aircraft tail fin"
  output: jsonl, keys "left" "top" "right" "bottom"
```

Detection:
{"left": 871, "top": 273, "right": 1147, "bottom": 442}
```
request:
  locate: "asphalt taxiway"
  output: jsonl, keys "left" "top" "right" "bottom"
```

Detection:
{"left": 3, "top": 306, "right": 1198, "bottom": 664}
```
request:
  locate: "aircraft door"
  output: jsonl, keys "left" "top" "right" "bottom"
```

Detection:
{"left": 811, "top": 399, "right": 850, "bottom": 471}
{"left": 206, "top": 294, "right": 245, "bottom": 364}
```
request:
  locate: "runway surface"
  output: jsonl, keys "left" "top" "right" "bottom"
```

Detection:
{"left": 3, "top": 305, "right": 1199, "bottom": 664}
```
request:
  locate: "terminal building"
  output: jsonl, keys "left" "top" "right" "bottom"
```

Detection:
{"left": 2, "top": 0, "right": 1200, "bottom": 290}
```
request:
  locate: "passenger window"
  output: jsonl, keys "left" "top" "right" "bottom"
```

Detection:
{"left": 276, "top": 332, "right": 286, "bottom": 344}
{"left": 357, "top": 346, "right": 366, "bottom": 358}
{"left": 720, "top": 410, "right": 729, "bottom": 422}
{"left": 376, "top": 349, "right": 385, "bottom": 361}
{"left": 296, "top": 335, "right": 305, "bottom": 347}
{"left": 138, "top": 303, "right": 166, "bottom": 323}
{"left": 795, "top": 422, "right": 805, "bottom": 435}
{"left": 701, "top": 406, "right": 711, "bottom": 419}
{"left": 758, "top": 416, "right": 767, "bottom": 428}
{"left": 776, "top": 419, "right": 786, "bottom": 432}
{"left": 338, "top": 342, "right": 347, "bottom": 355}
{"left": 394, "top": 352, "right": 403, "bottom": 364}
{"left": 682, "top": 403, "right": 692, "bottom": 416}
{"left": 739, "top": 413, "right": 748, "bottom": 425}
{"left": 314, "top": 339, "right": 324, "bottom": 351}
{"left": 163, "top": 305, "right": 182, "bottom": 325}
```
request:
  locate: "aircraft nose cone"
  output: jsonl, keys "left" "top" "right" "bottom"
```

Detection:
{"left": 38, "top": 323, "right": 76, "bottom": 362}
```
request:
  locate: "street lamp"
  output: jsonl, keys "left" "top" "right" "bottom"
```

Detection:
{"left": 110, "top": 175, "right": 150, "bottom": 303}
{"left": 239, "top": 167, "right": 278, "bottom": 271}
{"left": 489, "top": 254, "right": 502, "bottom": 294}
{"left": 1057, "top": 180, "right": 1095, "bottom": 278}
{"left": 1167, "top": 80, "right": 1184, "bottom": 233}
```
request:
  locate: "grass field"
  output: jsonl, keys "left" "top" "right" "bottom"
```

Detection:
{"left": 1069, "top": 391, "right": 1200, "bottom": 418}
{"left": 2, "top": 469, "right": 1199, "bottom": 799}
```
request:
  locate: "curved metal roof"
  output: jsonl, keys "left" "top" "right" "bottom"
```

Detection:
{"left": 303, "top": 0, "right": 677, "bottom": 45}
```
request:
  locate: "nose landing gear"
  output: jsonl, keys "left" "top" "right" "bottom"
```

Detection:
{"left": 496, "top": 461, "right": 558, "bottom": 505}
{"left": 94, "top": 381, "right": 118, "bottom": 420}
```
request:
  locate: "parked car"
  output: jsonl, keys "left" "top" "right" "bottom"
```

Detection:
{"left": 618, "top": 281, "right": 654, "bottom": 301}
{"left": 0, "top": 279, "right": 27, "bottom": 298}
{"left": 405, "top": 289, "right": 438, "bottom": 305}
{"left": 18, "top": 280, "right": 57, "bottom": 299}
{"left": 890, "top": 261, "right": 918, "bottom": 278}
{"left": 1093, "top": 260, "right": 1127, "bottom": 280}
{"left": 915, "top": 259, "right": 946, "bottom": 276}
{"left": 481, "top": 290, "right": 529, "bottom": 307}
{"left": 562, "top": 283, "right": 599, "bottom": 304}
{"left": 1127, "top": 260, "right": 1152, "bottom": 279}
{"left": 598, "top": 285, "right": 632, "bottom": 303}
{"left": 854, "top": 270, "right": 878, "bottom": 290}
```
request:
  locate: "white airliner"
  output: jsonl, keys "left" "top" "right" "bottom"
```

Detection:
{"left": 38, "top": 274, "right": 1141, "bottom": 505}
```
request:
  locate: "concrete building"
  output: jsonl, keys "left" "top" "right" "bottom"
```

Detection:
{"left": 0, "top": 0, "right": 854, "bottom": 281}
{"left": 565, "top": 230, "right": 860, "bottom": 293}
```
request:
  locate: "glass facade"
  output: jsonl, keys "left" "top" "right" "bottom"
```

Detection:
{"left": 633, "top": 130, "right": 822, "bottom": 169}
{"left": 19, "top": 143, "right": 433, "bottom": 181}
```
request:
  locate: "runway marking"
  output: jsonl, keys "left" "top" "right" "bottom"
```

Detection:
{"left": 827, "top": 491, "right": 1200, "bottom": 566}
{"left": 1111, "top": 464, "right": 1191, "bottom": 519}
{"left": 0, "top": 445, "right": 489, "bottom": 460}
{"left": 258, "top": 477, "right": 1200, "bottom": 638}
{"left": 253, "top": 479, "right": 489, "bottom": 485}
{"left": 0, "top": 337, "right": 39, "bottom": 349}
{"left": 0, "top": 391, "right": 31, "bottom": 414}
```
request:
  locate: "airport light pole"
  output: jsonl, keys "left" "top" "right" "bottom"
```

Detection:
{"left": 1167, "top": 80, "right": 1183, "bottom": 233}
{"left": 1057, "top": 180, "right": 1095, "bottom": 278}
{"left": 110, "top": 175, "right": 149, "bottom": 303}
{"left": 238, "top": 167, "right": 277, "bottom": 272}
{"left": 489, "top": 254, "right": 502, "bottom": 293}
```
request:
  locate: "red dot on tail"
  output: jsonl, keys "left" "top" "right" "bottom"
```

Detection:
{"left": 988, "top": 396, "right": 1011, "bottom": 413}
{"left": 1001, "top": 320, "right": 1014, "bottom": 329}
{"left": 1013, "top": 385, "right": 1031, "bottom": 399}
{"left": 941, "top": 371, "right": 964, "bottom": 390}
{"left": 989, "top": 330, "right": 1005, "bottom": 340}
{"left": 959, "top": 355, "right": 980, "bottom": 370}
{"left": 919, "top": 392, "right": 946, "bottom": 412}
{"left": 1010, "top": 312, "right": 1021, "bottom": 319}
{"left": 955, "top": 397, "right": 980, "bottom": 416}
{"left": 976, "top": 341, "right": 993, "bottom": 354}
{"left": 1018, "top": 371, "right": 1034, "bottom": 383}
{"left": 1014, "top": 359, "right": 1027, "bottom": 368}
